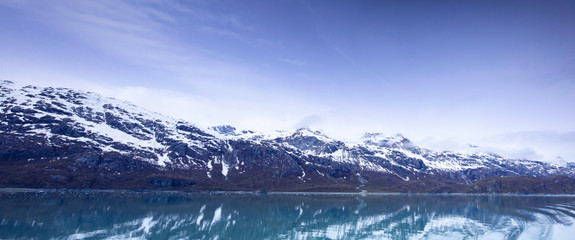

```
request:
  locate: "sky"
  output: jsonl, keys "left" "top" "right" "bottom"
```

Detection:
{"left": 1, "top": 0, "right": 574, "bottom": 163}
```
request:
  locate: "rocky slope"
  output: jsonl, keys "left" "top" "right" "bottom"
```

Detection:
{"left": 1, "top": 80, "right": 574, "bottom": 193}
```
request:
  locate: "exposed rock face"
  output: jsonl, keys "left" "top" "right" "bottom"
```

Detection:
{"left": 1, "top": 80, "right": 574, "bottom": 193}
{"left": 468, "top": 176, "right": 575, "bottom": 194}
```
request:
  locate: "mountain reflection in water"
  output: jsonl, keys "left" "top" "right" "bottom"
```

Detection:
{"left": 1, "top": 191, "right": 575, "bottom": 239}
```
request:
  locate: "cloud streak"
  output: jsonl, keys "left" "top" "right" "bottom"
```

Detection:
{"left": 2, "top": 0, "right": 265, "bottom": 83}
{"left": 279, "top": 58, "right": 307, "bottom": 66}
{"left": 323, "top": 37, "right": 357, "bottom": 67}
{"left": 417, "top": 130, "right": 575, "bottom": 163}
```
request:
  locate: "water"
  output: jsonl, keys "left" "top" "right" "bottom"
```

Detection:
{"left": 1, "top": 190, "right": 575, "bottom": 239}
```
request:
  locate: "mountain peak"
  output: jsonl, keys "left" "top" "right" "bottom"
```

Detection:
{"left": 295, "top": 127, "right": 324, "bottom": 135}
{"left": 210, "top": 125, "right": 237, "bottom": 135}
{"left": 361, "top": 132, "right": 417, "bottom": 152}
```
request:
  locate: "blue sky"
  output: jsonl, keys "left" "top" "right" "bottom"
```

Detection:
{"left": 1, "top": 0, "right": 574, "bottom": 162}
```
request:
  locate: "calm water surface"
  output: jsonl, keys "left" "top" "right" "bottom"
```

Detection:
{"left": 1, "top": 190, "right": 575, "bottom": 239}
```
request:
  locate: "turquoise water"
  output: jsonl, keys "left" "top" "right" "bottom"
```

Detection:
{"left": 1, "top": 190, "right": 575, "bottom": 239}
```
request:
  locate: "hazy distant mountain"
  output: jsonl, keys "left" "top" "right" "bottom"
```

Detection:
{"left": 1, "top": 80, "right": 574, "bottom": 193}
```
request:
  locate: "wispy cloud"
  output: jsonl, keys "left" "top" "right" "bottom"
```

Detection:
{"left": 499, "top": 131, "right": 575, "bottom": 143}
{"left": 417, "top": 130, "right": 575, "bottom": 163}
{"left": 3, "top": 0, "right": 268, "bottom": 84}
{"left": 199, "top": 26, "right": 244, "bottom": 40}
{"left": 198, "top": 25, "right": 279, "bottom": 47}
{"left": 294, "top": 114, "right": 323, "bottom": 129}
{"left": 175, "top": 5, "right": 255, "bottom": 31}
{"left": 323, "top": 37, "right": 357, "bottom": 66}
{"left": 279, "top": 58, "right": 307, "bottom": 66}
{"left": 44, "top": 1, "right": 191, "bottom": 68}
{"left": 297, "top": 0, "right": 316, "bottom": 13}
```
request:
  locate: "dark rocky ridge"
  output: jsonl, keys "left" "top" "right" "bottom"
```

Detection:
{"left": 1, "top": 80, "right": 574, "bottom": 193}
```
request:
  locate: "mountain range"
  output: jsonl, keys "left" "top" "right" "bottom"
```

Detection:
{"left": 2, "top": 80, "right": 575, "bottom": 193}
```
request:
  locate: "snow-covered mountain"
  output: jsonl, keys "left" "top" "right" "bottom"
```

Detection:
{"left": 1, "top": 80, "right": 574, "bottom": 192}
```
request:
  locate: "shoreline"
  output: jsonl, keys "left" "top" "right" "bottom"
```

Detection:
{"left": 2, "top": 187, "right": 575, "bottom": 197}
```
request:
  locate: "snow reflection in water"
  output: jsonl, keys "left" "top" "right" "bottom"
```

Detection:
{"left": 1, "top": 191, "right": 575, "bottom": 239}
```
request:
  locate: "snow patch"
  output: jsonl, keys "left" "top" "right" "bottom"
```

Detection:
{"left": 221, "top": 158, "right": 229, "bottom": 178}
